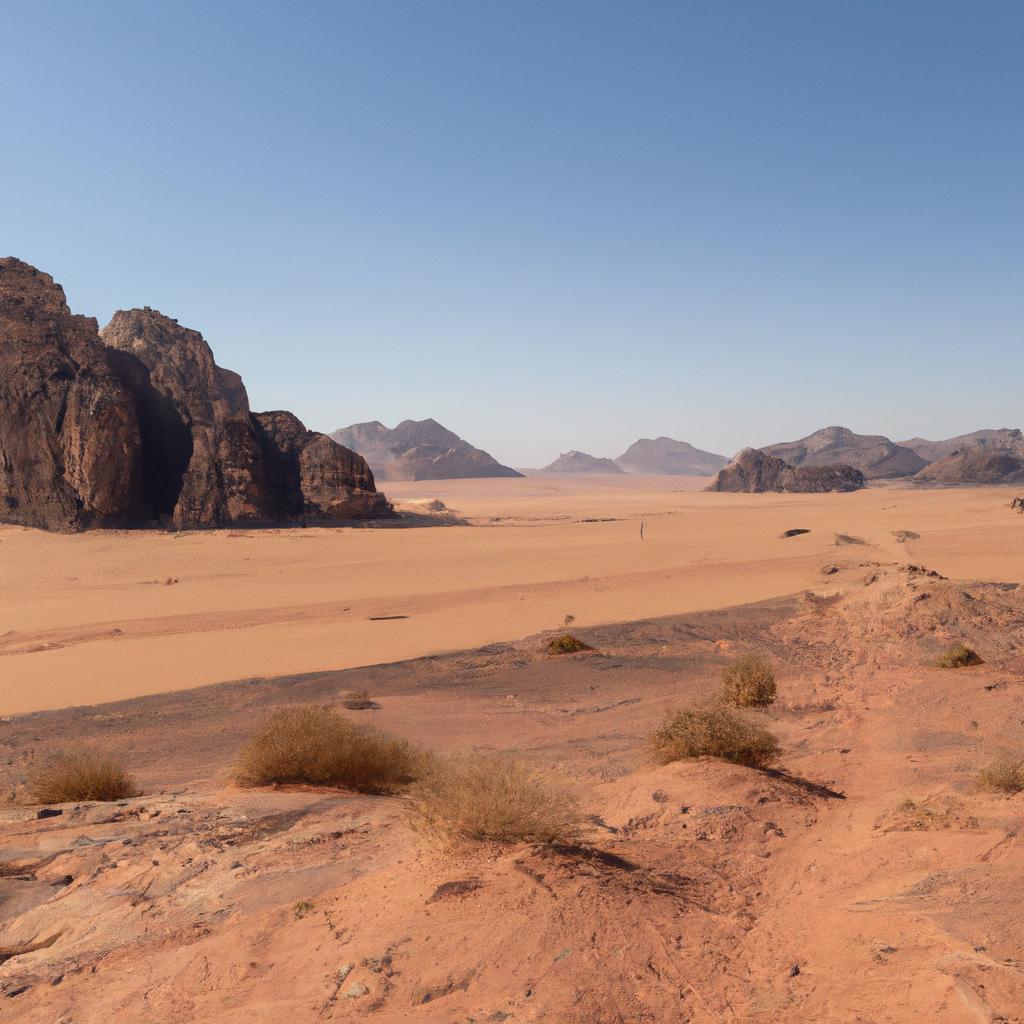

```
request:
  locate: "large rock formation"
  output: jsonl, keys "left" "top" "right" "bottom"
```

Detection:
{"left": 255, "top": 411, "right": 389, "bottom": 520}
{"left": 0, "top": 260, "right": 388, "bottom": 530}
{"left": 912, "top": 445, "right": 1024, "bottom": 486}
{"left": 900, "top": 428, "right": 1023, "bottom": 464}
{"left": 614, "top": 437, "right": 728, "bottom": 476}
{"left": 540, "top": 451, "right": 624, "bottom": 474}
{"left": 331, "top": 419, "right": 521, "bottom": 481}
{"left": 0, "top": 259, "right": 145, "bottom": 530}
{"left": 707, "top": 448, "right": 866, "bottom": 493}
{"left": 761, "top": 426, "right": 925, "bottom": 479}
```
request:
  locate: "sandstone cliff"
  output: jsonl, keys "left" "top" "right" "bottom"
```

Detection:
{"left": 707, "top": 447, "right": 866, "bottom": 493}
{"left": 760, "top": 426, "right": 925, "bottom": 479}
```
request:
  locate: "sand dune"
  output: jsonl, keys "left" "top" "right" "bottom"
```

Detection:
{"left": 3, "top": 476, "right": 1023, "bottom": 714}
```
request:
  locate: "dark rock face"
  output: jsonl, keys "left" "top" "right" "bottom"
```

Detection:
{"left": 0, "top": 260, "right": 388, "bottom": 530}
{"left": 540, "top": 450, "right": 624, "bottom": 474}
{"left": 331, "top": 418, "right": 522, "bottom": 481}
{"left": 761, "top": 426, "right": 925, "bottom": 479}
{"left": 913, "top": 446, "right": 1024, "bottom": 486}
{"left": 102, "top": 309, "right": 272, "bottom": 527}
{"left": 254, "top": 411, "right": 390, "bottom": 520}
{"left": 614, "top": 437, "right": 728, "bottom": 476}
{"left": 0, "top": 259, "right": 145, "bottom": 530}
{"left": 707, "top": 448, "right": 866, "bottom": 493}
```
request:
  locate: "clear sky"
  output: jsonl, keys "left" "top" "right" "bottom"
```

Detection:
{"left": 2, "top": 1, "right": 1021, "bottom": 467}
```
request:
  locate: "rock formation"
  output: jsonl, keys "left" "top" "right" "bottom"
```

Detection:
{"left": 614, "top": 436, "right": 728, "bottom": 476}
{"left": 540, "top": 451, "right": 624, "bottom": 474}
{"left": 899, "top": 428, "right": 1023, "bottom": 464}
{"left": 760, "top": 426, "right": 925, "bottom": 479}
{"left": 0, "top": 260, "right": 388, "bottom": 531}
{"left": 912, "top": 445, "right": 1024, "bottom": 486}
{"left": 707, "top": 448, "right": 866, "bottom": 493}
{"left": 331, "top": 419, "right": 521, "bottom": 481}
{"left": 0, "top": 258, "right": 145, "bottom": 530}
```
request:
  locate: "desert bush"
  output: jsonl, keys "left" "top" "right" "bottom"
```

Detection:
{"left": 936, "top": 643, "right": 983, "bottom": 668}
{"left": 649, "top": 703, "right": 781, "bottom": 769}
{"left": 977, "top": 751, "right": 1024, "bottom": 794}
{"left": 342, "top": 689, "right": 377, "bottom": 711}
{"left": 234, "top": 704, "right": 426, "bottom": 794}
{"left": 29, "top": 751, "right": 138, "bottom": 804}
{"left": 405, "top": 754, "right": 587, "bottom": 845}
{"left": 720, "top": 653, "right": 777, "bottom": 708}
{"left": 547, "top": 634, "right": 593, "bottom": 655}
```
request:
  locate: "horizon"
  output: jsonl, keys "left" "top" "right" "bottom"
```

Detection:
{"left": 3, "top": 1, "right": 1022, "bottom": 466}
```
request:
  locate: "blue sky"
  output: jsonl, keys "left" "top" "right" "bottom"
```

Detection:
{"left": 2, "top": 1, "right": 1021, "bottom": 466}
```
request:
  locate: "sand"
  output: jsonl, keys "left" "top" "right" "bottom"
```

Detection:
{"left": 3, "top": 476, "right": 1023, "bottom": 715}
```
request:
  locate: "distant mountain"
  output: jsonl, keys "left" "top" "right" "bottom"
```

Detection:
{"left": 541, "top": 451, "right": 624, "bottom": 474}
{"left": 761, "top": 426, "right": 925, "bottom": 479}
{"left": 899, "top": 428, "right": 1023, "bottom": 464}
{"left": 913, "top": 440, "right": 1024, "bottom": 486}
{"left": 330, "top": 419, "right": 522, "bottom": 481}
{"left": 708, "top": 448, "right": 866, "bottom": 493}
{"left": 614, "top": 437, "right": 728, "bottom": 476}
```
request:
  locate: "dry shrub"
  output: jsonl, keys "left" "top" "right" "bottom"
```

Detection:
{"left": 977, "top": 751, "right": 1024, "bottom": 794}
{"left": 547, "top": 634, "right": 593, "bottom": 655}
{"left": 650, "top": 703, "right": 781, "bottom": 769}
{"left": 885, "top": 796, "right": 978, "bottom": 831}
{"left": 405, "top": 754, "right": 587, "bottom": 845}
{"left": 936, "top": 643, "right": 983, "bottom": 669}
{"left": 342, "top": 689, "right": 377, "bottom": 711}
{"left": 720, "top": 653, "right": 777, "bottom": 708}
{"left": 29, "top": 751, "right": 138, "bottom": 805}
{"left": 234, "top": 704, "right": 425, "bottom": 794}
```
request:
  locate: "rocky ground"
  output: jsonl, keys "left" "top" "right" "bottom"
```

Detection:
{"left": 1, "top": 561, "right": 1023, "bottom": 1022}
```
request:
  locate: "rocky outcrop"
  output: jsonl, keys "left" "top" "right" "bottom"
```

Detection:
{"left": 900, "top": 429, "right": 1023, "bottom": 464}
{"left": 913, "top": 446, "right": 1024, "bottom": 486}
{"left": 331, "top": 419, "right": 521, "bottom": 481}
{"left": 614, "top": 437, "right": 728, "bottom": 476}
{"left": 540, "top": 451, "right": 623, "bottom": 474}
{"left": 0, "top": 259, "right": 145, "bottom": 530}
{"left": 0, "top": 260, "right": 388, "bottom": 531}
{"left": 707, "top": 448, "right": 866, "bottom": 493}
{"left": 254, "top": 411, "right": 390, "bottom": 520}
{"left": 761, "top": 426, "right": 925, "bottom": 479}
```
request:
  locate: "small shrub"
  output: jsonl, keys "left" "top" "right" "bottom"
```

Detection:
{"left": 29, "top": 751, "right": 138, "bottom": 805}
{"left": 342, "top": 689, "right": 377, "bottom": 711}
{"left": 977, "top": 751, "right": 1024, "bottom": 794}
{"left": 233, "top": 704, "right": 426, "bottom": 794}
{"left": 563, "top": 613, "right": 576, "bottom": 627}
{"left": 547, "top": 634, "right": 593, "bottom": 655}
{"left": 405, "top": 754, "right": 587, "bottom": 845}
{"left": 720, "top": 653, "right": 777, "bottom": 708}
{"left": 936, "top": 643, "right": 983, "bottom": 669}
{"left": 293, "top": 900, "right": 314, "bottom": 919}
{"left": 887, "top": 797, "right": 977, "bottom": 831}
{"left": 649, "top": 703, "right": 781, "bottom": 769}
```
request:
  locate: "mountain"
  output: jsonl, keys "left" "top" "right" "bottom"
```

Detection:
{"left": 330, "top": 419, "right": 522, "bottom": 481}
{"left": 614, "top": 437, "right": 728, "bottom": 476}
{"left": 707, "top": 448, "right": 866, "bottom": 493}
{"left": 760, "top": 426, "right": 926, "bottom": 479}
{"left": 913, "top": 444, "right": 1024, "bottom": 486}
{"left": 899, "top": 428, "right": 1024, "bottom": 464}
{"left": 541, "top": 451, "right": 624, "bottom": 474}
{"left": 0, "top": 259, "right": 389, "bottom": 531}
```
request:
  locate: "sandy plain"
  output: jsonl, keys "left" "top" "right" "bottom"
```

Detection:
{"left": 3, "top": 475, "right": 1023, "bottom": 716}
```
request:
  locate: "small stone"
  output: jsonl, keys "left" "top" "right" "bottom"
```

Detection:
{"left": 345, "top": 982, "right": 369, "bottom": 999}
{"left": 336, "top": 963, "right": 354, "bottom": 983}
{"left": 36, "top": 808, "right": 62, "bottom": 820}
{"left": 788, "top": 963, "right": 800, "bottom": 977}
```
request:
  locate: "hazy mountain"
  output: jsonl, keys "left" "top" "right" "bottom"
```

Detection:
{"left": 899, "top": 428, "right": 1023, "bottom": 464}
{"left": 614, "top": 437, "right": 728, "bottom": 476}
{"left": 760, "top": 426, "right": 926, "bottom": 479}
{"left": 541, "top": 451, "right": 624, "bottom": 474}
{"left": 330, "top": 418, "right": 521, "bottom": 481}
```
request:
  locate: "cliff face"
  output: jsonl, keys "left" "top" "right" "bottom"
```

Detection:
{"left": 0, "top": 260, "right": 389, "bottom": 531}
{"left": 707, "top": 448, "right": 866, "bottom": 493}
{"left": 0, "top": 259, "right": 145, "bottom": 530}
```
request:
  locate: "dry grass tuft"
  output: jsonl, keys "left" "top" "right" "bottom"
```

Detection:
{"left": 405, "top": 754, "right": 587, "bottom": 845}
{"left": 720, "top": 653, "right": 777, "bottom": 708}
{"left": 885, "top": 796, "right": 978, "bottom": 831}
{"left": 650, "top": 703, "right": 781, "bottom": 769}
{"left": 233, "top": 704, "right": 426, "bottom": 794}
{"left": 341, "top": 688, "right": 378, "bottom": 711}
{"left": 936, "top": 642, "right": 983, "bottom": 669}
{"left": 547, "top": 634, "right": 593, "bottom": 655}
{"left": 977, "top": 751, "right": 1024, "bottom": 794}
{"left": 29, "top": 752, "right": 138, "bottom": 805}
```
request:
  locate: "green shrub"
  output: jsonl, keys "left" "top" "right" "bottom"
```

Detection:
{"left": 720, "top": 653, "right": 777, "bottom": 708}
{"left": 234, "top": 704, "right": 426, "bottom": 794}
{"left": 649, "top": 703, "right": 781, "bottom": 769}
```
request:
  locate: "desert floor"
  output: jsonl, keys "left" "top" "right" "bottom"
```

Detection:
{"left": 3, "top": 475, "right": 1023, "bottom": 715}
{"left": 1, "top": 478, "right": 1023, "bottom": 1022}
